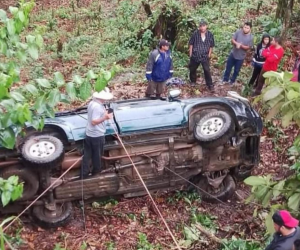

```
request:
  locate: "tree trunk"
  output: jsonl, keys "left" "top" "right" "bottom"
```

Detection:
{"left": 276, "top": 0, "right": 294, "bottom": 40}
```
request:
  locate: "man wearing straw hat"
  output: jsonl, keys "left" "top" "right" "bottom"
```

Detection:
{"left": 80, "top": 87, "right": 113, "bottom": 179}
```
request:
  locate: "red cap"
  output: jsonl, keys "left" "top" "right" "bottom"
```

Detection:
{"left": 279, "top": 210, "right": 299, "bottom": 228}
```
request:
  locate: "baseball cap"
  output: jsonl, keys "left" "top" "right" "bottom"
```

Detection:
{"left": 199, "top": 20, "right": 208, "bottom": 26}
{"left": 159, "top": 39, "right": 170, "bottom": 47}
{"left": 272, "top": 210, "right": 299, "bottom": 228}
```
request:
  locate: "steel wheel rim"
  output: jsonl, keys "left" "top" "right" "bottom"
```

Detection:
{"left": 29, "top": 140, "right": 56, "bottom": 158}
{"left": 198, "top": 117, "right": 224, "bottom": 136}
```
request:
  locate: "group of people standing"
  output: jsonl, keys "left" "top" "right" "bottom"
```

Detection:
{"left": 145, "top": 20, "right": 285, "bottom": 97}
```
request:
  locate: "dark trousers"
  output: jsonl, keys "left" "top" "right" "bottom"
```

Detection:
{"left": 249, "top": 65, "right": 262, "bottom": 87}
{"left": 81, "top": 135, "right": 105, "bottom": 177}
{"left": 223, "top": 53, "right": 244, "bottom": 83}
{"left": 254, "top": 69, "right": 266, "bottom": 94}
{"left": 189, "top": 58, "right": 213, "bottom": 87}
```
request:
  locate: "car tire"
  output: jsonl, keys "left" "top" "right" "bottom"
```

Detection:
{"left": 21, "top": 135, "right": 64, "bottom": 170}
{"left": 194, "top": 111, "right": 235, "bottom": 148}
{"left": 32, "top": 201, "right": 72, "bottom": 229}
{"left": 194, "top": 174, "right": 236, "bottom": 203}
{"left": 1, "top": 166, "right": 39, "bottom": 201}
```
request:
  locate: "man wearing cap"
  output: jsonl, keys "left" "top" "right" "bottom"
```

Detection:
{"left": 80, "top": 87, "right": 113, "bottom": 179}
{"left": 145, "top": 39, "right": 173, "bottom": 98}
{"left": 188, "top": 20, "right": 215, "bottom": 92}
{"left": 265, "top": 210, "right": 300, "bottom": 250}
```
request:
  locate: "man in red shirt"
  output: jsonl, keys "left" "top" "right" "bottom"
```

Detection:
{"left": 252, "top": 37, "right": 284, "bottom": 96}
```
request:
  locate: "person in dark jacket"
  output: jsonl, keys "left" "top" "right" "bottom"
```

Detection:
{"left": 145, "top": 39, "right": 173, "bottom": 98}
{"left": 248, "top": 33, "right": 271, "bottom": 87}
{"left": 265, "top": 210, "right": 300, "bottom": 250}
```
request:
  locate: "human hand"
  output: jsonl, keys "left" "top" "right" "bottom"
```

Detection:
{"left": 104, "top": 111, "right": 113, "bottom": 120}
{"left": 146, "top": 73, "right": 152, "bottom": 81}
{"left": 236, "top": 43, "right": 241, "bottom": 49}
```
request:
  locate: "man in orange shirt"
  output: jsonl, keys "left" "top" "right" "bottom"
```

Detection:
{"left": 252, "top": 37, "right": 284, "bottom": 96}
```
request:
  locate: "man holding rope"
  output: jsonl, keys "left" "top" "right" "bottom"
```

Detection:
{"left": 80, "top": 87, "right": 113, "bottom": 179}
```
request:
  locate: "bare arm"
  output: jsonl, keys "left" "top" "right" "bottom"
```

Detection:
{"left": 209, "top": 47, "right": 212, "bottom": 58}
{"left": 240, "top": 44, "right": 250, "bottom": 50}
{"left": 189, "top": 45, "right": 193, "bottom": 57}
{"left": 91, "top": 111, "right": 113, "bottom": 126}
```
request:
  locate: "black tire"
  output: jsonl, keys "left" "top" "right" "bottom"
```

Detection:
{"left": 233, "top": 165, "right": 255, "bottom": 181}
{"left": 32, "top": 201, "right": 72, "bottom": 229}
{"left": 1, "top": 166, "right": 39, "bottom": 201}
{"left": 194, "top": 174, "right": 236, "bottom": 203}
{"left": 194, "top": 111, "right": 235, "bottom": 149}
{"left": 21, "top": 135, "right": 64, "bottom": 170}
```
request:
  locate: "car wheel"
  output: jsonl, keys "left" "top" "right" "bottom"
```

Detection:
{"left": 194, "top": 174, "right": 236, "bottom": 203}
{"left": 32, "top": 201, "right": 72, "bottom": 229}
{"left": 194, "top": 111, "right": 235, "bottom": 148}
{"left": 21, "top": 135, "right": 64, "bottom": 170}
{"left": 1, "top": 166, "right": 39, "bottom": 201}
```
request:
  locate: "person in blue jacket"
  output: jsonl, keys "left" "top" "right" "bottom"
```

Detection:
{"left": 145, "top": 39, "right": 173, "bottom": 98}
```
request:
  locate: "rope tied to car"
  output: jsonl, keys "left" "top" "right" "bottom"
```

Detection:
{"left": 109, "top": 121, "right": 182, "bottom": 250}
{"left": 3, "top": 157, "right": 83, "bottom": 232}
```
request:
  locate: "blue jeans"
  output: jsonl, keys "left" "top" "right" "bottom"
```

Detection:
{"left": 223, "top": 53, "right": 244, "bottom": 83}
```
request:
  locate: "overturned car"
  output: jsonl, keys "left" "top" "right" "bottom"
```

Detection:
{"left": 0, "top": 90, "right": 262, "bottom": 228}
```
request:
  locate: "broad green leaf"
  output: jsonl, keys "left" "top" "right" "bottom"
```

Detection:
{"left": 1, "top": 191, "right": 11, "bottom": 207}
{"left": 0, "top": 10, "right": 7, "bottom": 22}
{"left": 60, "top": 94, "right": 70, "bottom": 104}
{"left": 282, "top": 111, "right": 293, "bottom": 127}
{"left": 16, "top": 50, "right": 27, "bottom": 62}
{"left": 266, "top": 211, "right": 275, "bottom": 234}
{"left": 7, "top": 176, "right": 18, "bottom": 185}
{"left": 273, "top": 180, "right": 285, "bottom": 198}
{"left": 0, "top": 84, "right": 8, "bottom": 99}
{"left": 44, "top": 104, "right": 55, "bottom": 118}
{"left": 288, "top": 192, "right": 300, "bottom": 211}
{"left": 263, "top": 87, "right": 283, "bottom": 102}
{"left": 34, "top": 95, "right": 46, "bottom": 114}
{"left": 36, "top": 78, "right": 51, "bottom": 88}
{"left": 6, "top": 19, "right": 16, "bottom": 35}
{"left": 0, "top": 127, "right": 15, "bottom": 149}
{"left": 287, "top": 89, "right": 300, "bottom": 100}
{"left": 73, "top": 75, "right": 83, "bottom": 85}
{"left": 263, "top": 71, "right": 283, "bottom": 79}
{"left": 0, "top": 216, "right": 15, "bottom": 227}
{"left": 1, "top": 112, "right": 13, "bottom": 128}
{"left": 266, "top": 101, "right": 284, "bottom": 121}
{"left": 17, "top": 11, "right": 25, "bottom": 22}
{"left": 28, "top": 45, "right": 39, "bottom": 60}
{"left": 262, "top": 190, "right": 272, "bottom": 207}
{"left": 66, "top": 82, "right": 76, "bottom": 100}
{"left": 0, "top": 99, "right": 15, "bottom": 109}
{"left": 87, "top": 70, "right": 96, "bottom": 80}
{"left": 184, "top": 226, "right": 199, "bottom": 241}
{"left": 103, "top": 71, "right": 112, "bottom": 81}
{"left": 10, "top": 91, "right": 25, "bottom": 102}
{"left": 22, "top": 105, "right": 32, "bottom": 121}
{"left": 48, "top": 89, "right": 61, "bottom": 107}
{"left": 267, "top": 94, "right": 284, "bottom": 108}
{"left": 35, "top": 34, "right": 43, "bottom": 48}
{"left": 9, "top": 6, "right": 18, "bottom": 15}
{"left": 95, "top": 75, "right": 107, "bottom": 92}
{"left": 0, "top": 40, "right": 7, "bottom": 54}
{"left": 79, "top": 81, "right": 92, "bottom": 100}
{"left": 26, "top": 34, "right": 35, "bottom": 44}
{"left": 25, "top": 84, "right": 39, "bottom": 96}
{"left": 244, "top": 176, "right": 266, "bottom": 186}
{"left": 283, "top": 71, "right": 294, "bottom": 82}
{"left": 11, "top": 184, "right": 23, "bottom": 201}
{"left": 256, "top": 186, "right": 269, "bottom": 199}
{"left": 54, "top": 72, "right": 65, "bottom": 87}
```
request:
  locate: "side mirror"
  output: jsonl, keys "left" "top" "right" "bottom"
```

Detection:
{"left": 168, "top": 89, "right": 181, "bottom": 100}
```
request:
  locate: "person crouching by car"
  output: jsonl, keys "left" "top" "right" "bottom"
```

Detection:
{"left": 145, "top": 39, "right": 173, "bottom": 98}
{"left": 248, "top": 33, "right": 271, "bottom": 87}
{"left": 265, "top": 210, "right": 300, "bottom": 250}
{"left": 80, "top": 88, "right": 113, "bottom": 179}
